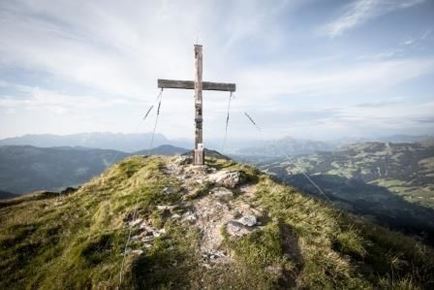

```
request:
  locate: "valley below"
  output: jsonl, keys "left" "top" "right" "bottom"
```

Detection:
{"left": 252, "top": 142, "right": 434, "bottom": 244}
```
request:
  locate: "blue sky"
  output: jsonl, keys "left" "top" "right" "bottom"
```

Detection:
{"left": 0, "top": 0, "right": 433, "bottom": 141}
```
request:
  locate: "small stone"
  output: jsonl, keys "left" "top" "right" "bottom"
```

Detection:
{"left": 171, "top": 213, "right": 181, "bottom": 219}
{"left": 226, "top": 221, "right": 254, "bottom": 237}
{"left": 153, "top": 228, "right": 166, "bottom": 237}
{"left": 210, "top": 187, "right": 234, "bottom": 200}
{"left": 157, "top": 205, "right": 177, "bottom": 211}
{"left": 131, "top": 249, "right": 144, "bottom": 255}
{"left": 182, "top": 211, "right": 197, "bottom": 223}
{"left": 208, "top": 170, "right": 245, "bottom": 189}
{"left": 162, "top": 187, "right": 174, "bottom": 195}
{"left": 237, "top": 215, "right": 257, "bottom": 227}
{"left": 129, "top": 218, "right": 143, "bottom": 227}
{"left": 139, "top": 220, "right": 155, "bottom": 230}
{"left": 202, "top": 250, "right": 226, "bottom": 261}
{"left": 142, "top": 236, "right": 155, "bottom": 242}
{"left": 153, "top": 232, "right": 162, "bottom": 237}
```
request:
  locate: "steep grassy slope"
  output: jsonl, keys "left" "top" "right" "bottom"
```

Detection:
{"left": 1, "top": 156, "right": 434, "bottom": 289}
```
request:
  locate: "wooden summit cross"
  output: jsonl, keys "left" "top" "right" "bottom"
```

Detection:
{"left": 157, "top": 44, "right": 236, "bottom": 165}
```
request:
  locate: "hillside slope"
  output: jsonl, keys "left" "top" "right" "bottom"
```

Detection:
{"left": 0, "top": 145, "right": 129, "bottom": 194}
{"left": 0, "top": 190, "right": 18, "bottom": 200}
{"left": 264, "top": 142, "right": 434, "bottom": 208}
{"left": 258, "top": 142, "right": 434, "bottom": 243}
{"left": 136, "top": 144, "right": 189, "bottom": 156}
{"left": 0, "top": 145, "right": 188, "bottom": 194}
{"left": 1, "top": 156, "right": 434, "bottom": 289}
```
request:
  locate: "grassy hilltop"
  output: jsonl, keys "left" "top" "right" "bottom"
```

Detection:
{"left": 1, "top": 155, "right": 434, "bottom": 289}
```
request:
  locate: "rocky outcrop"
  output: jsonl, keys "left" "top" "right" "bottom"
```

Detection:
{"left": 161, "top": 156, "right": 263, "bottom": 266}
{"left": 208, "top": 170, "right": 246, "bottom": 189}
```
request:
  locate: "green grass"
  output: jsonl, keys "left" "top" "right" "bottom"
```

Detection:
{"left": 1, "top": 155, "right": 434, "bottom": 289}
{"left": 0, "top": 156, "right": 181, "bottom": 289}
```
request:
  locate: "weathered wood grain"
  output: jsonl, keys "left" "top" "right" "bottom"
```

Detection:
{"left": 194, "top": 44, "right": 204, "bottom": 165}
{"left": 156, "top": 44, "right": 236, "bottom": 165}
{"left": 158, "top": 79, "right": 236, "bottom": 92}
{"left": 203, "top": 81, "right": 236, "bottom": 92}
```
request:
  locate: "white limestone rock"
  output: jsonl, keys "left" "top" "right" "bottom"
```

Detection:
{"left": 208, "top": 170, "right": 245, "bottom": 189}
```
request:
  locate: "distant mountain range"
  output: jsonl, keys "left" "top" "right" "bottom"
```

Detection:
{"left": 234, "top": 135, "right": 434, "bottom": 157}
{"left": 137, "top": 144, "right": 189, "bottom": 155}
{"left": 0, "top": 132, "right": 170, "bottom": 152}
{"left": 374, "top": 134, "right": 434, "bottom": 144}
{"left": 0, "top": 144, "right": 189, "bottom": 195}
{"left": 235, "top": 136, "right": 336, "bottom": 157}
{"left": 2, "top": 132, "right": 433, "bottom": 155}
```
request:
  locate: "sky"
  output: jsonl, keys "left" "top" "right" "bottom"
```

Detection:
{"left": 0, "top": 0, "right": 434, "bottom": 142}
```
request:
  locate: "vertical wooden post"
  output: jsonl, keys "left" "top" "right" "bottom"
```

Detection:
{"left": 193, "top": 44, "right": 204, "bottom": 165}
{"left": 157, "top": 44, "right": 235, "bottom": 165}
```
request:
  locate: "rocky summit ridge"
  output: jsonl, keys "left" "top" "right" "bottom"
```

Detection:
{"left": 1, "top": 155, "right": 434, "bottom": 289}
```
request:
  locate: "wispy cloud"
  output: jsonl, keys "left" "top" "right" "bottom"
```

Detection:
{"left": 322, "top": 0, "right": 425, "bottom": 37}
{"left": 337, "top": 100, "right": 434, "bottom": 129}
{"left": 400, "top": 29, "right": 433, "bottom": 47}
{"left": 236, "top": 57, "right": 434, "bottom": 102}
{"left": 228, "top": 99, "right": 434, "bottom": 140}
{"left": 416, "top": 117, "right": 434, "bottom": 124}
{"left": 0, "top": 85, "right": 135, "bottom": 114}
{"left": 0, "top": 0, "right": 433, "bottom": 140}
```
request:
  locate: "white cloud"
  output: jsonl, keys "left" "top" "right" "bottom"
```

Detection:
{"left": 234, "top": 57, "right": 434, "bottom": 104}
{"left": 0, "top": 0, "right": 299, "bottom": 106}
{"left": 335, "top": 100, "right": 434, "bottom": 133}
{"left": 0, "top": 86, "right": 136, "bottom": 113}
{"left": 322, "top": 0, "right": 425, "bottom": 37}
{"left": 254, "top": 100, "right": 434, "bottom": 140}
{"left": 0, "top": 0, "right": 433, "bottom": 140}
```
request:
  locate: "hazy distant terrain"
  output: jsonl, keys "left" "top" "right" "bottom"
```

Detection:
{"left": 136, "top": 144, "right": 189, "bottom": 156}
{"left": 0, "top": 146, "right": 129, "bottom": 194}
{"left": 256, "top": 142, "right": 434, "bottom": 241}
{"left": 0, "top": 190, "right": 18, "bottom": 199}
{"left": 260, "top": 142, "right": 434, "bottom": 208}
{"left": 0, "top": 132, "right": 170, "bottom": 152}
{"left": 0, "top": 144, "right": 189, "bottom": 195}
{"left": 235, "top": 136, "right": 336, "bottom": 156}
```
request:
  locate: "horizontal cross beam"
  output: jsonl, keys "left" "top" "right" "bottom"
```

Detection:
{"left": 158, "top": 79, "right": 236, "bottom": 92}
